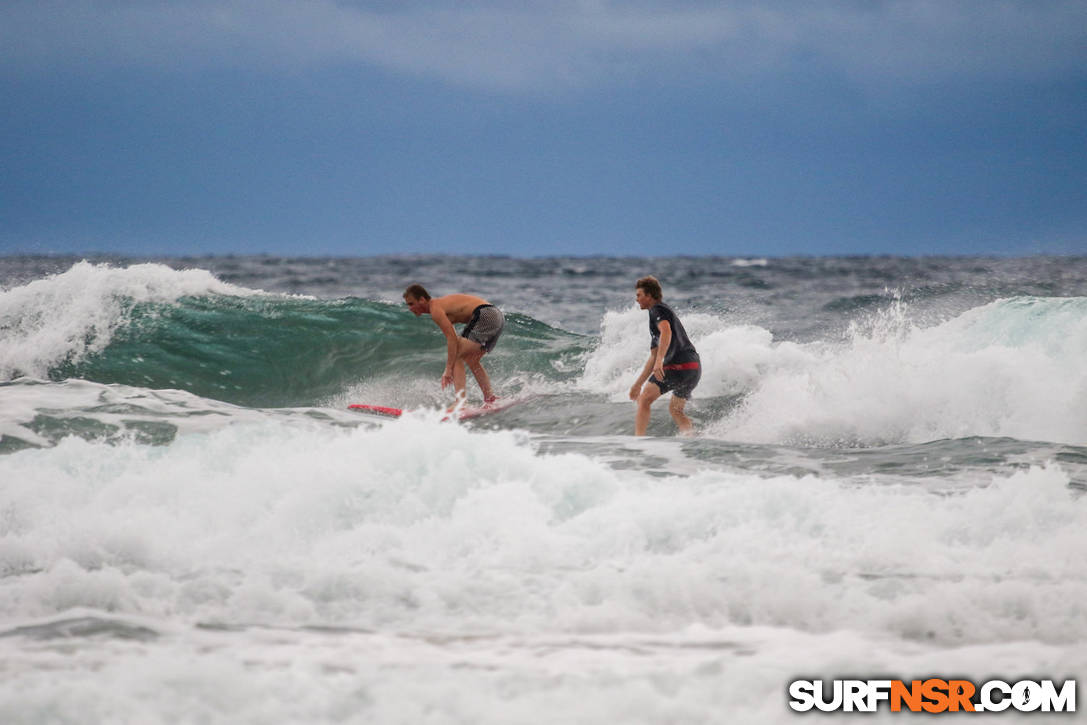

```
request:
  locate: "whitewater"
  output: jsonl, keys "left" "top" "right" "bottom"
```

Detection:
{"left": 1, "top": 255, "right": 1084, "bottom": 723}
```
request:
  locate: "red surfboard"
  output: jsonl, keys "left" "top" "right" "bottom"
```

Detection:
{"left": 349, "top": 396, "right": 533, "bottom": 421}
{"left": 347, "top": 404, "right": 404, "bottom": 418}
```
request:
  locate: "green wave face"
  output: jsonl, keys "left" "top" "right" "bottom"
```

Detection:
{"left": 54, "top": 295, "right": 589, "bottom": 407}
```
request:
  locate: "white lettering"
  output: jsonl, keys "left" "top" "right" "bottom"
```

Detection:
{"left": 1012, "top": 680, "right": 1042, "bottom": 712}
{"left": 980, "top": 680, "right": 1011, "bottom": 712}
{"left": 1040, "top": 680, "right": 1076, "bottom": 713}
{"left": 788, "top": 680, "right": 816, "bottom": 712}
{"left": 814, "top": 680, "right": 843, "bottom": 712}
{"left": 844, "top": 680, "right": 868, "bottom": 712}
{"left": 867, "top": 680, "right": 892, "bottom": 711}
{"left": 788, "top": 677, "right": 1075, "bottom": 713}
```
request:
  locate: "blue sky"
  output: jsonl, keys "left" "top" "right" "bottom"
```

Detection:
{"left": 2, "top": 0, "right": 1086, "bottom": 257}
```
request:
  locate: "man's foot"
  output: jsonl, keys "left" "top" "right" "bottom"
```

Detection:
{"left": 483, "top": 395, "right": 498, "bottom": 406}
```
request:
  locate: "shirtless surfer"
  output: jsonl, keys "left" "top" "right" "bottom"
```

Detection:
{"left": 403, "top": 284, "right": 504, "bottom": 403}
{"left": 628, "top": 276, "right": 701, "bottom": 436}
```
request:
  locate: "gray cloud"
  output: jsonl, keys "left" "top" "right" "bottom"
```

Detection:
{"left": 3, "top": 0, "right": 1086, "bottom": 92}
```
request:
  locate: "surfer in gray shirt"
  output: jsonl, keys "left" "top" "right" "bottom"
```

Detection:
{"left": 628, "top": 276, "right": 701, "bottom": 436}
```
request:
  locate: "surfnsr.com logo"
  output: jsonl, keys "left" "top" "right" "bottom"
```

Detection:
{"left": 788, "top": 679, "right": 1076, "bottom": 713}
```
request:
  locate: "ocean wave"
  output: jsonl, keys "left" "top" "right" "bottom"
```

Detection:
{"left": 0, "top": 261, "right": 265, "bottom": 379}
{"left": 4, "top": 261, "right": 1086, "bottom": 446}
{"left": 713, "top": 296, "right": 1087, "bottom": 445}
{"left": 0, "top": 262, "right": 587, "bottom": 407}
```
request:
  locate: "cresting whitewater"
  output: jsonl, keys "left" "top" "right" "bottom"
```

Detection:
{"left": 0, "top": 254, "right": 1085, "bottom": 724}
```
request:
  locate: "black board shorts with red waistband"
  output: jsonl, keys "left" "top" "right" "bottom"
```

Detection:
{"left": 461, "top": 304, "right": 505, "bottom": 353}
{"left": 648, "top": 360, "right": 701, "bottom": 399}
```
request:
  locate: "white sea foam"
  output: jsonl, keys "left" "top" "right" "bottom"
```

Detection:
{"left": 582, "top": 298, "right": 1087, "bottom": 445}
{"left": 1, "top": 387, "right": 1084, "bottom": 722}
{"left": 0, "top": 377, "right": 309, "bottom": 447}
{"left": 1, "top": 417, "right": 1082, "bottom": 644}
{"left": 580, "top": 306, "right": 774, "bottom": 399}
{"left": 0, "top": 261, "right": 261, "bottom": 380}
{"left": 719, "top": 296, "right": 1087, "bottom": 445}
{"left": 1, "top": 620, "right": 1081, "bottom": 724}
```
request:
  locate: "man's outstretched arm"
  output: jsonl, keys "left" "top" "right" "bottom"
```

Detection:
{"left": 629, "top": 350, "right": 656, "bottom": 400}
{"left": 428, "top": 301, "right": 460, "bottom": 389}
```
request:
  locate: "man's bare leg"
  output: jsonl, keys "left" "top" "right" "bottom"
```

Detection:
{"left": 669, "top": 395, "right": 694, "bottom": 436}
{"left": 451, "top": 359, "right": 468, "bottom": 401}
{"left": 464, "top": 353, "right": 495, "bottom": 402}
{"left": 635, "top": 383, "right": 662, "bottom": 436}
{"left": 451, "top": 337, "right": 493, "bottom": 403}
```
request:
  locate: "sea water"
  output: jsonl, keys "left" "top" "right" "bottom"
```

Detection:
{"left": 0, "top": 255, "right": 1085, "bottom": 723}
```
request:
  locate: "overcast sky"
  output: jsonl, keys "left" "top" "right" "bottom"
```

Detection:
{"left": 2, "top": 0, "right": 1086, "bottom": 257}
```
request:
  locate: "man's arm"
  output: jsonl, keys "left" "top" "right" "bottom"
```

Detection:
{"left": 654, "top": 320, "right": 671, "bottom": 381}
{"left": 428, "top": 301, "right": 460, "bottom": 388}
{"left": 629, "top": 349, "right": 657, "bottom": 400}
{"left": 629, "top": 319, "right": 672, "bottom": 399}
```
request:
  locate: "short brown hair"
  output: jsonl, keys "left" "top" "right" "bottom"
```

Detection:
{"left": 403, "top": 283, "right": 430, "bottom": 300}
{"left": 636, "top": 276, "right": 662, "bottom": 301}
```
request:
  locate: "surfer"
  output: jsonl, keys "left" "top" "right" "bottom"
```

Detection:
{"left": 628, "top": 276, "right": 700, "bottom": 436}
{"left": 403, "top": 284, "right": 504, "bottom": 403}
